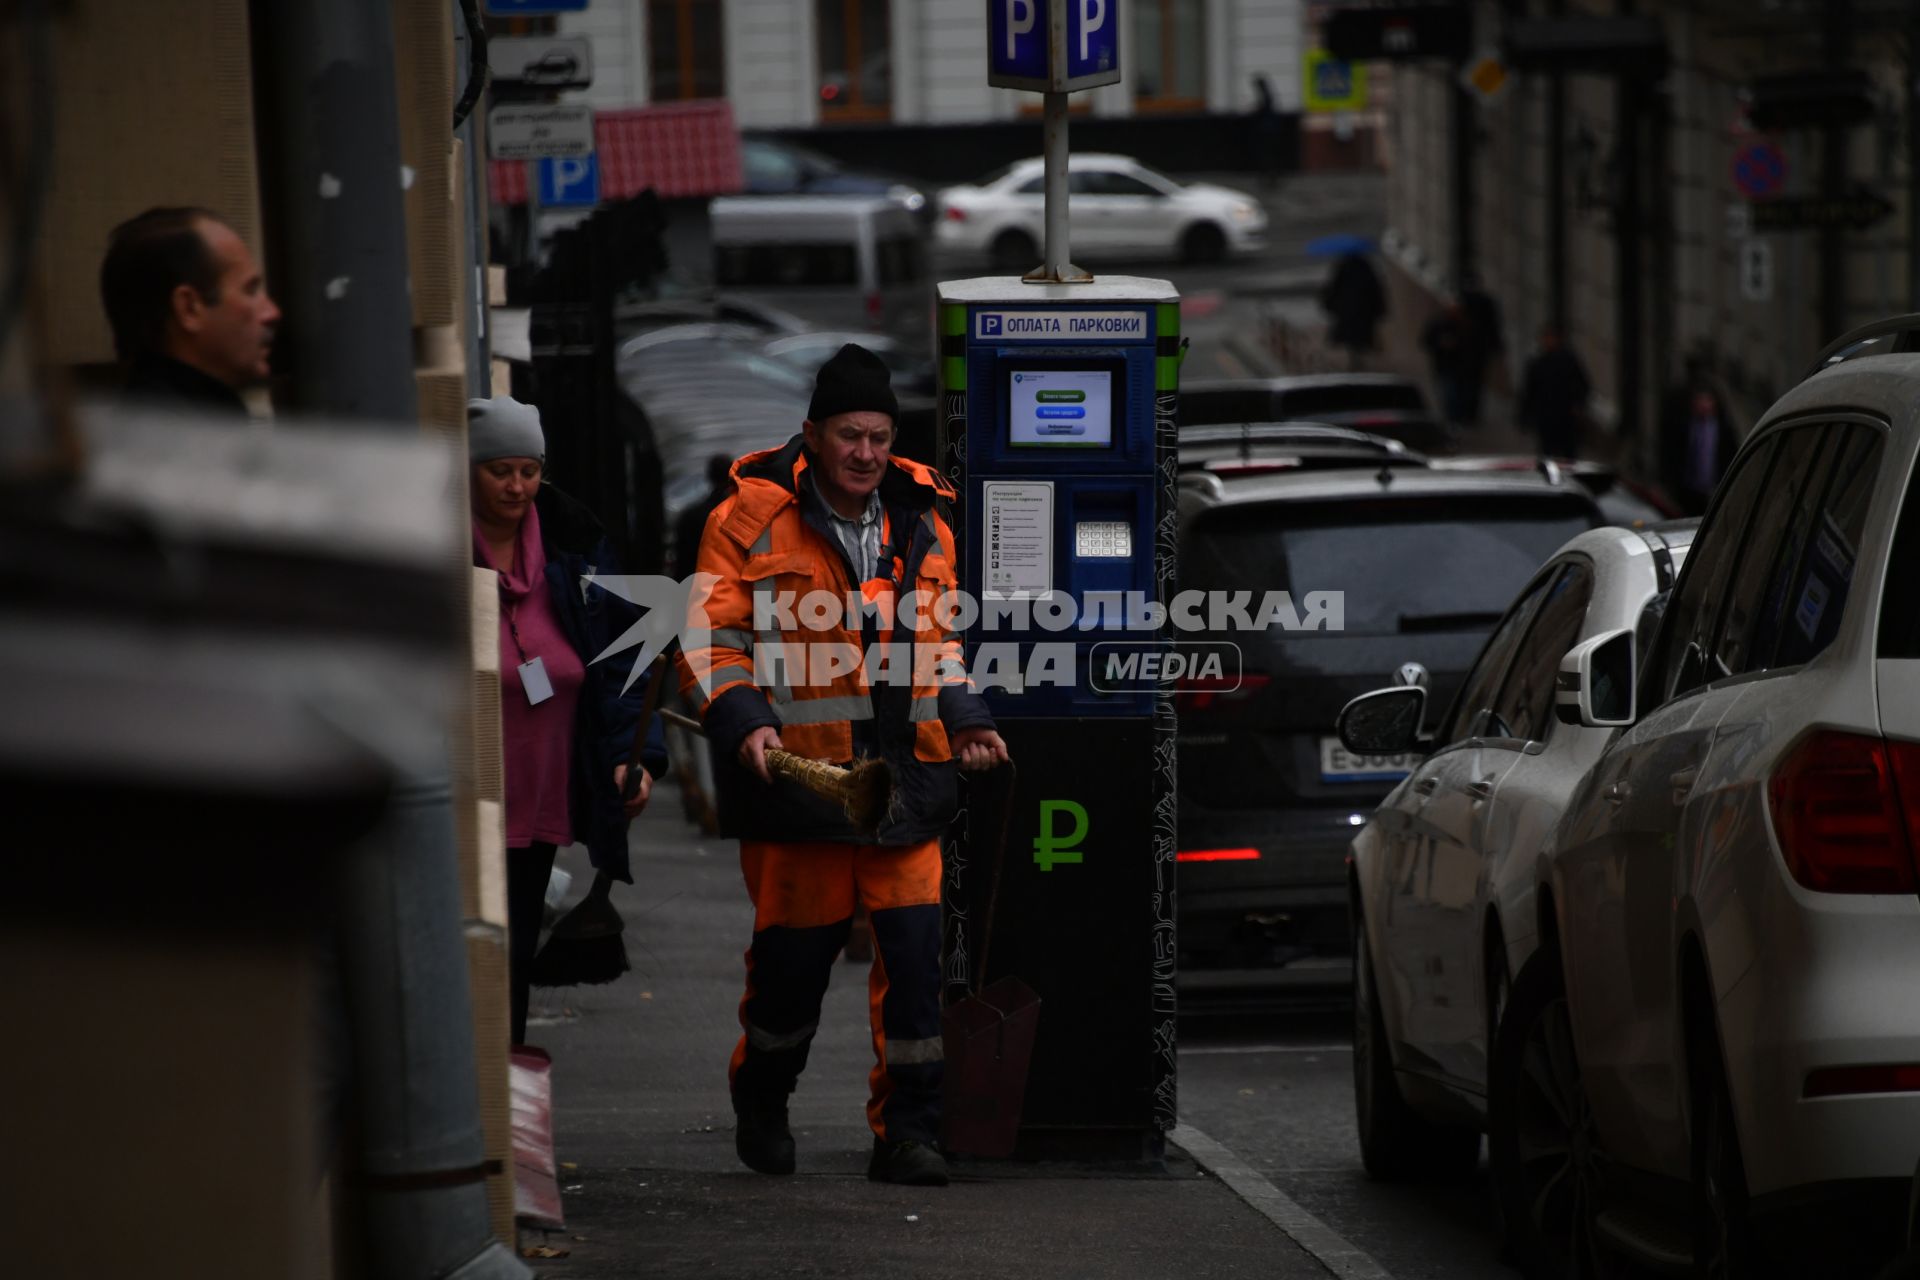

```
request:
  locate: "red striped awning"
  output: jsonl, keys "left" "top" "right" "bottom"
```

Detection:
{"left": 488, "top": 99, "right": 744, "bottom": 206}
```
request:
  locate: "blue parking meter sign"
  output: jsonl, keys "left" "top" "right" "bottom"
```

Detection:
{"left": 537, "top": 154, "right": 600, "bottom": 208}
{"left": 988, "top": 0, "right": 1120, "bottom": 93}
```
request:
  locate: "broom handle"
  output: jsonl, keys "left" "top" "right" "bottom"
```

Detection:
{"left": 657, "top": 706, "right": 852, "bottom": 785}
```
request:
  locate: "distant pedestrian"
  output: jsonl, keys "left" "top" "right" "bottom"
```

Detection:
{"left": 1459, "top": 279, "right": 1506, "bottom": 410}
{"left": 98, "top": 206, "right": 280, "bottom": 415}
{"left": 1249, "top": 74, "right": 1284, "bottom": 188}
{"left": 468, "top": 396, "right": 666, "bottom": 1046}
{"left": 1659, "top": 380, "right": 1738, "bottom": 516}
{"left": 1319, "top": 252, "right": 1386, "bottom": 370}
{"left": 673, "top": 454, "right": 736, "bottom": 580}
{"left": 1421, "top": 300, "right": 1482, "bottom": 427}
{"left": 1517, "top": 325, "right": 1592, "bottom": 460}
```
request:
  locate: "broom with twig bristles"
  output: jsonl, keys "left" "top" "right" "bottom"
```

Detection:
{"left": 658, "top": 707, "right": 896, "bottom": 835}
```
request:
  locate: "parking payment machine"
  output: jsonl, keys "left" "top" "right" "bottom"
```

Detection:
{"left": 937, "top": 276, "right": 1179, "bottom": 1158}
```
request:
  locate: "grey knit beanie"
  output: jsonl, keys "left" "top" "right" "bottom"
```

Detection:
{"left": 467, "top": 396, "right": 546, "bottom": 464}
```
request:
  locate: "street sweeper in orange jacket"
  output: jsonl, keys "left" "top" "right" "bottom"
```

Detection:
{"left": 677, "top": 344, "right": 1009, "bottom": 1188}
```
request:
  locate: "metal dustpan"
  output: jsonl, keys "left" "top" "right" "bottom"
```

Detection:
{"left": 942, "top": 975, "right": 1040, "bottom": 1157}
{"left": 941, "top": 762, "right": 1038, "bottom": 1158}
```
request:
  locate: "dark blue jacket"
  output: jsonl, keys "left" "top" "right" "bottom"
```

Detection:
{"left": 528, "top": 485, "right": 667, "bottom": 883}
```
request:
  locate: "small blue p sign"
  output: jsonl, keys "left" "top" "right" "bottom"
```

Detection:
{"left": 537, "top": 153, "right": 600, "bottom": 208}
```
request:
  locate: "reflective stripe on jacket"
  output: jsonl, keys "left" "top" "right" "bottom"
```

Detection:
{"left": 676, "top": 434, "right": 994, "bottom": 845}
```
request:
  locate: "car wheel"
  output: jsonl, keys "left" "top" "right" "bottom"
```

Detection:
{"left": 1352, "top": 910, "right": 1481, "bottom": 1180}
{"left": 1182, "top": 222, "right": 1227, "bottom": 264}
{"left": 991, "top": 229, "right": 1037, "bottom": 271}
{"left": 1489, "top": 951, "right": 1609, "bottom": 1279}
{"left": 1693, "top": 1043, "right": 1758, "bottom": 1279}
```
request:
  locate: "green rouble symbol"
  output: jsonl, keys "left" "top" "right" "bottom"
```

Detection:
{"left": 1033, "top": 799, "right": 1088, "bottom": 871}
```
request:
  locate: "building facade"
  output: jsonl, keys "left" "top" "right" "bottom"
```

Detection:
{"left": 1380, "top": 0, "right": 1918, "bottom": 465}
{"left": 559, "top": 0, "right": 1305, "bottom": 128}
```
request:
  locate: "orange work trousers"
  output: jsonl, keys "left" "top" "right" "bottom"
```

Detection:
{"left": 729, "top": 838, "right": 944, "bottom": 1144}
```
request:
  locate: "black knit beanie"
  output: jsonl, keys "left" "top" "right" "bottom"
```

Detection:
{"left": 807, "top": 343, "right": 898, "bottom": 424}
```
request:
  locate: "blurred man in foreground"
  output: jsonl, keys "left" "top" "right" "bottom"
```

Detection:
{"left": 99, "top": 206, "right": 280, "bottom": 415}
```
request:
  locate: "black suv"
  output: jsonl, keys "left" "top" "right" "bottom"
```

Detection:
{"left": 1174, "top": 433, "right": 1603, "bottom": 990}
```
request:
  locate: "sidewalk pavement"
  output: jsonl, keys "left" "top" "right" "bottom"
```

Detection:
{"left": 517, "top": 788, "right": 1337, "bottom": 1279}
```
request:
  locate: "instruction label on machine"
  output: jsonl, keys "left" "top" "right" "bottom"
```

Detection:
{"left": 983, "top": 481, "right": 1054, "bottom": 596}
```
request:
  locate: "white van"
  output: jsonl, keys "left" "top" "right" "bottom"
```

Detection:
{"left": 709, "top": 195, "right": 931, "bottom": 349}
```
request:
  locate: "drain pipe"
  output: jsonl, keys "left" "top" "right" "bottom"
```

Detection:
{"left": 254, "top": 1, "right": 526, "bottom": 1276}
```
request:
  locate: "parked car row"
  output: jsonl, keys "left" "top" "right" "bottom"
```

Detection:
{"left": 1173, "top": 423, "right": 1611, "bottom": 985}
{"left": 1337, "top": 317, "right": 1920, "bottom": 1277}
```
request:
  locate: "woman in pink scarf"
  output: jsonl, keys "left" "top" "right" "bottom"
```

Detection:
{"left": 469, "top": 396, "right": 665, "bottom": 1044}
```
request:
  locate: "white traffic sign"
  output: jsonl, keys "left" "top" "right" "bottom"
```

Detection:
{"left": 487, "top": 104, "right": 594, "bottom": 160}
{"left": 988, "top": 0, "right": 1120, "bottom": 93}
{"left": 489, "top": 35, "right": 594, "bottom": 88}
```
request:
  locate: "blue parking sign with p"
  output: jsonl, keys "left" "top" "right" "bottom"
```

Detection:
{"left": 988, "top": 0, "right": 1120, "bottom": 91}
{"left": 537, "top": 153, "right": 600, "bottom": 208}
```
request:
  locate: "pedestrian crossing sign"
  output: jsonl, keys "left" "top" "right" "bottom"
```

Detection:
{"left": 1303, "top": 49, "right": 1367, "bottom": 113}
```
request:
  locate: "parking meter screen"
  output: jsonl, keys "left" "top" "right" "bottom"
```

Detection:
{"left": 1009, "top": 369, "right": 1113, "bottom": 447}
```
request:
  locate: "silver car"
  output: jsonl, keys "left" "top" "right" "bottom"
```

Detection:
{"left": 1491, "top": 325, "right": 1920, "bottom": 1278}
{"left": 1339, "top": 522, "right": 1694, "bottom": 1180}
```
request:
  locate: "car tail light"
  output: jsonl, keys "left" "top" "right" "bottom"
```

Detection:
{"left": 865, "top": 291, "right": 882, "bottom": 323}
{"left": 943, "top": 205, "right": 968, "bottom": 222}
{"left": 1176, "top": 672, "right": 1268, "bottom": 714}
{"left": 1177, "top": 848, "right": 1261, "bottom": 863}
{"left": 1768, "top": 731, "right": 1920, "bottom": 894}
{"left": 1804, "top": 1064, "right": 1920, "bottom": 1097}
{"left": 821, "top": 83, "right": 840, "bottom": 102}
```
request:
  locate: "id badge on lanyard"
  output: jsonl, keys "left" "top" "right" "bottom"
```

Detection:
{"left": 505, "top": 600, "right": 555, "bottom": 705}
{"left": 519, "top": 656, "right": 554, "bottom": 706}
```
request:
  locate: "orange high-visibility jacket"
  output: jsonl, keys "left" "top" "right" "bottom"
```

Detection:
{"left": 677, "top": 434, "right": 995, "bottom": 845}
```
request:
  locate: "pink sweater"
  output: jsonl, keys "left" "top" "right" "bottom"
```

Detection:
{"left": 476, "top": 506, "right": 585, "bottom": 848}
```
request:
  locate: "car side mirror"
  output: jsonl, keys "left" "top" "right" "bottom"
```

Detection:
{"left": 1554, "top": 627, "right": 1636, "bottom": 728}
{"left": 1337, "top": 686, "right": 1428, "bottom": 756}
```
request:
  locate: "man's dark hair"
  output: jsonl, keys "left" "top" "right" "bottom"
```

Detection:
{"left": 98, "top": 207, "right": 224, "bottom": 363}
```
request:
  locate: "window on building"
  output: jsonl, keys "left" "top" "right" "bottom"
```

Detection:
{"left": 648, "top": 0, "right": 725, "bottom": 101}
{"left": 817, "top": 0, "right": 891, "bottom": 121}
{"left": 1133, "top": 0, "right": 1206, "bottom": 113}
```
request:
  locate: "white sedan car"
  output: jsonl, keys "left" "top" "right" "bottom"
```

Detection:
{"left": 1339, "top": 521, "right": 1695, "bottom": 1182}
{"left": 935, "top": 154, "right": 1266, "bottom": 268}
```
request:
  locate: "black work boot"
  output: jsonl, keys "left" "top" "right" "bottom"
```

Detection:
{"left": 734, "top": 1104, "right": 795, "bottom": 1175}
{"left": 867, "top": 1137, "right": 948, "bottom": 1187}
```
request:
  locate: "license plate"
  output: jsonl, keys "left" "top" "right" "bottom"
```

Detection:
{"left": 1319, "top": 736, "right": 1421, "bottom": 782}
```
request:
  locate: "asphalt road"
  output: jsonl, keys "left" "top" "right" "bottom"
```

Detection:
{"left": 1177, "top": 1008, "right": 1510, "bottom": 1280}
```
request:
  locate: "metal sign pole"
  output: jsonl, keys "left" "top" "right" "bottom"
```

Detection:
{"left": 1040, "top": 91, "right": 1076, "bottom": 280}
